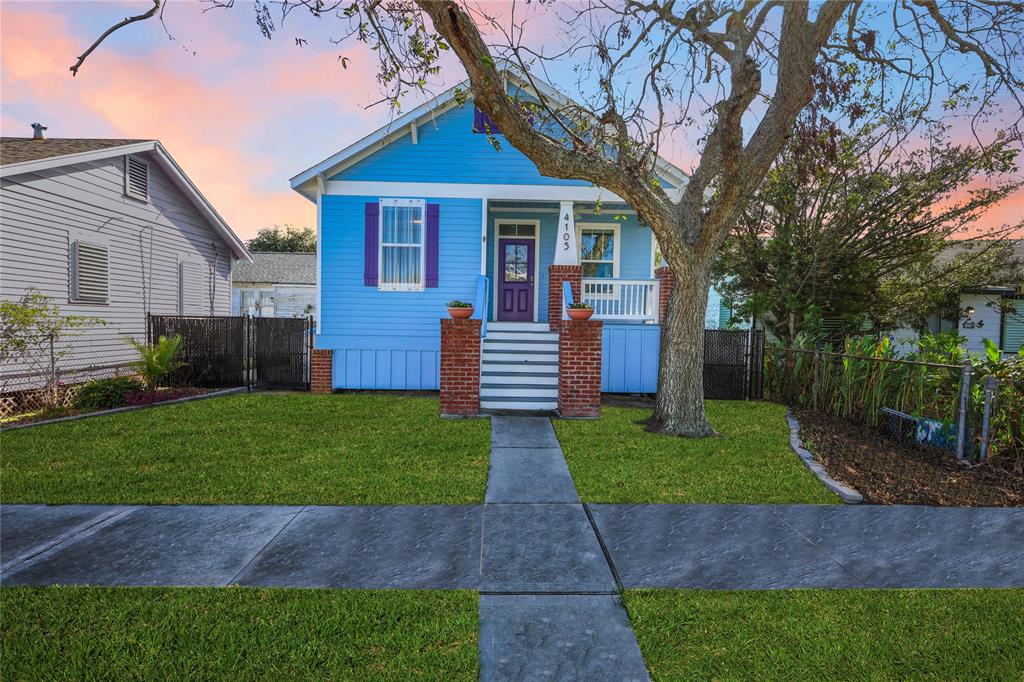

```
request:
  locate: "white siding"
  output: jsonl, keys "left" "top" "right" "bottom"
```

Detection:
{"left": 0, "top": 153, "right": 233, "bottom": 390}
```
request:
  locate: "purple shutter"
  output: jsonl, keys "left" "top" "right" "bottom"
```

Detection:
{"left": 472, "top": 106, "right": 500, "bottom": 135}
{"left": 364, "top": 202, "right": 379, "bottom": 286}
{"left": 425, "top": 203, "right": 439, "bottom": 288}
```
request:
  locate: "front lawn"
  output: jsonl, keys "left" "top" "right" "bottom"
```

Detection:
{"left": 625, "top": 588, "right": 1024, "bottom": 681}
{"left": 0, "top": 393, "right": 489, "bottom": 505}
{"left": 553, "top": 401, "right": 836, "bottom": 503}
{"left": 1, "top": 587, "right": 477, "bottom": 681}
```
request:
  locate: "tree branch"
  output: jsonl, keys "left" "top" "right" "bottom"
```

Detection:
{"left": 69, "top": 0, "right": 161, "bottom": 76}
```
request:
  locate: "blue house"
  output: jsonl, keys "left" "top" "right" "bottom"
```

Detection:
{"left": 291, "top": 72, "right": 727, "bottom": 410}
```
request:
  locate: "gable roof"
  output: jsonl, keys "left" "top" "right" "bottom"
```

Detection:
{"left": 290, "top": 68, "right": 690, "bottom": 201}
{"left": 233, "top": 252, "right": 316, "bottom": 285}
{"left": 0, "top": 137, "right": 251, "bottom": 262}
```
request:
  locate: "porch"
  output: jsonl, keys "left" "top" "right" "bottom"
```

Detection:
{"left": 482, "top": 200, "right": 661, "bottom": 326}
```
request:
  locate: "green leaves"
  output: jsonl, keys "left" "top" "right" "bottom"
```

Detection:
{"left": 128, "top": 335, "right": 184, "bottom": 391}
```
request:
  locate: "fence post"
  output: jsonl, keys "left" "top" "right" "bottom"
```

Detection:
{"left": 979, "top": 375, "right": 998, "bottom": 462}
{"left": 955, "top": 360, "right": 972, "bottom": 461}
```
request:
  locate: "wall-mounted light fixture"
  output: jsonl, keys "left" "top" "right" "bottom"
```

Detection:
{"left": 961, "top": 305, "right": 984, "bottom": 329}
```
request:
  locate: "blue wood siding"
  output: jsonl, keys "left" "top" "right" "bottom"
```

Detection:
{"left": 318, "top": 194, "right": 481, "bottom": 389}
{"left": 602, "top": 325, "right": 660, "bottom": 393}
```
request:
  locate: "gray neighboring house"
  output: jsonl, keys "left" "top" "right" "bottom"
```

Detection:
{"left": 231, "top": 252, "right": 316, "bottom": 318}
{"left": 0, "top": 134, "right": 251, "bottom": 391}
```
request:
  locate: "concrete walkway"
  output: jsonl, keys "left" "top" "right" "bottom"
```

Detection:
{"left": 3, "top": 416, "right": 1024, "bottom": 679}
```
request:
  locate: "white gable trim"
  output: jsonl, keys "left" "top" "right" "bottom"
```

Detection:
{"left": 290, "top": 67, "right": 690, "bottom": 202}
{"left": 1, "top": 141, "right": 251, "bottom": 262}
{"left": 325, "top": 180, "right": 686, "bottom": 203}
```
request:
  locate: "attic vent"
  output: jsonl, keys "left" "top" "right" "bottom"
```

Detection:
{"left": 72, "top": 241, "right": 109, "bottom": 304}
{"left": 125, "top": 155, "right": 149, "bottom": 200}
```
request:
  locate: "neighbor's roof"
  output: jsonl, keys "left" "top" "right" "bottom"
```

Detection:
{"left": 290, "top": 65, "right": 690, "bottom": 201}
{"left": 936, "top": 239, "right": 1024, "bottom": 292}
{"left": 0, "top": 137, "right": 150, "bottom": 165}
{"left": 233, "top": 252, "right": 316, "bottom": 285}
{"left": 0, "top": 137, "right": 251, "bottom": 262}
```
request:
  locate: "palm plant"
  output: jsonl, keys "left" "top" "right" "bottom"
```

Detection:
{"left": 128, "top": 335, "right": 184, "bottom": 391}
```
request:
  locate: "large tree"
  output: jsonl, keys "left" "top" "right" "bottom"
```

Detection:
{"left": 715, "top": 119, "right": 1024, "bottom": 344}
{"left": 73, "top": 0, "right": 1024, "bottom": 436}
{"left": 246, "top": 225, "right": 317, "bottom": 253}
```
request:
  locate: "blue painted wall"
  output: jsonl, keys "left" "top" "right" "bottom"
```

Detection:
{"left": 318, "top": 194, "right": 482, "bottom": 389}
{"left": 602, "top": 325, "right": 660, "bottom": 393}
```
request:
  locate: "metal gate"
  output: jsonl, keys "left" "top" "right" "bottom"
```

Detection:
{"left": 148, "top": 315, "right": 313, "bottom": 390}
{"left": 249, "top": 317, "right": 313, "bottom": 389}
{"left": 704, "top": 329, "right": 764, "bottom": 400}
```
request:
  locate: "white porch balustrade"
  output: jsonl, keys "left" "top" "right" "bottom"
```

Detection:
{"left": 581, "top": 278, "right": 659, "bottom": 323}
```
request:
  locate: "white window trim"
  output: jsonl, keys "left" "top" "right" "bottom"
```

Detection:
{"left": 69, "top": 239, "right": 111, "bottom": 305}
{"left": 378, "top": 197, "right": 427, "bottom": 292}
{"left": 491, "top": 219, "right": 541, "bottom": 322}
{"left": 577, "top": 223, "right": 621, "bottom": 278}
{"left": 124, "top": 155, "right": 150, "bottom": 201}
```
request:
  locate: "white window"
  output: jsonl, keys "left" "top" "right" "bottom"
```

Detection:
{"left": 124, "top": 155, "right": 149, "bottom": 200}
{"left": 70, "top": 240, "right": 109, "bottom": 304}
{"left": 379, "top": 198, "right": 425, "bottom": 291}
{"left": 578, "top": 225, "right": 619, "bottom": 278}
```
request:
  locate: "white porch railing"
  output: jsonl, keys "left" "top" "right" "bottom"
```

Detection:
{"left": 582, "top": 278, "right": 659, "bottom": 322}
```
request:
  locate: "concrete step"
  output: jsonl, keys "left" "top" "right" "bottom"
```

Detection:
{"left": 481, "top": 398, "right": 559, "bottom": 412}
{"left": 481, "top": 361, "right": 559, "bottom": 375}
{"left": 482, "top": 351, "right": 559, "bottom": 363}
{"left": 487, "top": 322, "right": 551, "bottom": 333}
{"left": 481, "top": 384, "right": 559, "bottom": 399}
{"left": 480, "top": 372, "right": 559, "bottom": 385}
{"left": 485, "top": 330, "right": 558, "bottom": 343}
{"left": 483, "top": 341, "right": 560, "bottom": 353}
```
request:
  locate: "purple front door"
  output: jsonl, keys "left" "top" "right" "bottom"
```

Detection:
{"left": 498, "top": 238, "right": 535, "bottom": 321}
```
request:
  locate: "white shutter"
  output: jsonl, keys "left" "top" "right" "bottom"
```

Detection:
{"left": 72, "top": 241, "right": 109, "bottom": 304}
{"left": 178, "top": 260, "right": 210, "bottom": 315}
{"left": 125, "top": 155, "right": 149, "bottom": 200}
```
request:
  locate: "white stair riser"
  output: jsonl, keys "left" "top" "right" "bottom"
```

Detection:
{"left": 481, "top": 386, "right": 558, "bottom": 399}
{"left": 481, "top": 364, "right": 558, "bottom": 375}
{"left": 480, "top": 373, "right": 559, "bottom": 385}
{"left": 481, "top": 400, "right": 558, "bottom": 411}
{"left": 483, "top": 352, "right": 558, "bottom": 363}
{"left": 487, "top": 322, "right": 551, "bottom": 332}
{"left": 483, "top": 342, "right": 560, "bottom": 353}
{"left": 485, "top": 331, "right": 559, "bottom": 343}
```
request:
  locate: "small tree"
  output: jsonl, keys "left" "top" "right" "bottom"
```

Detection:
{"left": 246, "top": 225, "right": 316, "bottom": 253}
{"left": 715, "top": 121, "right": 1023, "bottom": 345}
{"left": 0, "top": 291, "right": 99, "bottom": 403}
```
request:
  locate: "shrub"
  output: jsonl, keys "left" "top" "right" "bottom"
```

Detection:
{"left": 446, "top": 300, "right": 473, "bottom": 308}
{"left": 128, "top": 335, "right": 184, "bottom": 390}
{"left": 73, "top": 376, "right": 144, "bottom": 410}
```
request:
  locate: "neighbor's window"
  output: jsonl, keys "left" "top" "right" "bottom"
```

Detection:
{"left": 379, "top": 198, "right": 425, "bottom": 291}
{"left": 71, "top": 240, "right": 109, "bottom": 304}
{"left": 579, "top": 226, "right": 618, "bottom": 278}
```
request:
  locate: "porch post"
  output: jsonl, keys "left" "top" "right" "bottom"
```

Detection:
{"left": 549, "top": 201, "right": 581, "bottom": 332}
{"left": 655, "top": 264, "right": 673, "bottom": 325}
{"left": 558, "top": 318, "right": 603, "bottom": 418}
{"left": 440, "top": 318, "right": 482, "bottom": 416}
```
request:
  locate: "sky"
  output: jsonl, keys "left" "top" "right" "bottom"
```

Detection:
{"left": 1, "top": 0, "right": 1021, "bottom": 240}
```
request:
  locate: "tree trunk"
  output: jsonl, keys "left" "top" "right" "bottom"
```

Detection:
{"left": 649, "top": 262, "right": 716, "bottom": 437}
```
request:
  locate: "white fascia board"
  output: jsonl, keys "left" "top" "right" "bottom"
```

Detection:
{"left": 151, "top": 143, "right": 252, "bottom": 263}
{"left": 289, "top": 80, "right": 470, "bottom": 191}
{"left": 0, "top": 141, "right": 158, "bottom": 178}
{"left": 325, "top": 180, "right": 627, "bottom": 203}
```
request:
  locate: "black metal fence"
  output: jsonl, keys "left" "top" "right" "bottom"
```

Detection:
{"left": 704, "top": 329, "right": 764, "bottom": 400}
{"left": 148, "top": 315, "right": 313, "bottom": 390}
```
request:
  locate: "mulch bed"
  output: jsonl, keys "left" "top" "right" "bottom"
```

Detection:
{"left": 2, "top": 388, "right": 210, "bottom": 427}
{"left": 793, "top": 408, "right": 1024, "bottom": 507}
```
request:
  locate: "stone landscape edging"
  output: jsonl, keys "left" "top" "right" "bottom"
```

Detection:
{"left": 786, "top": 410, "right": 864, "bottom": 504}
{"left": 0, "top": 387, "right": 250, "bottom": 432}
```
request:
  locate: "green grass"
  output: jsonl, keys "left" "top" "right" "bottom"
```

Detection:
{"left": 626, "top": 588, "right": 1024, "bottom": 681}
{"left": 0, "top": 393, "right": 489, "bottom": 505}
{"left": 553, "top": 401, "right": 836, "bottom": 503}
{"left": 0, "top": 587, "right": 477, "bottom": 681}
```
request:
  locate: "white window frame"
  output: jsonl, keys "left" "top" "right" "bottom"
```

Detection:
{"left": 124, "top": 155, "right": 150, "bottom": 201}
{"left": 577, "top": 223, "right": 621, "bottom": 278}
{"left": 378, "top": 198, "right": 427, "bottom": 292}
{"left": 69, "top": 239, "right": 111, "bottom": 305}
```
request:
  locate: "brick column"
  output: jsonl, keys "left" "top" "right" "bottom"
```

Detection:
{"left": 558, "top": 319, "right": 603, "bottom": 418}
{"left": 548, "top": 264, "right": 582, "bottom": 332}
{"left": 311, "top": 349, "right": 333, "bottom": 394}
{"left": 655, "top": 266, "right": 673, "bottom": 324}
{"left": 440, "top": 318, "right": 482, "bottom": 417}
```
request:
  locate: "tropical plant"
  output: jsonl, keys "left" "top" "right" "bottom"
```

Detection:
{"left": 73, "top": 376, "right": 145, "bottom": 410}
{"left": 128, "top": 335, "right": 184, "bottom": 391}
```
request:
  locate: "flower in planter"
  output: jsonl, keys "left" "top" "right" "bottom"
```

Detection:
{"left": 447, "top": 300, "right": 473, "bottom": 308}
{"left": 568, "top": 302, "right": 592, "bottom": 310}
{"left": 446, "top": 300, "right": 475, "bottom": 319}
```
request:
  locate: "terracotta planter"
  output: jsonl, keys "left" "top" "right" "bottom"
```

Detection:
{"left": 567, "top": 308, "right": 594, "bottom": 321}
{"left": 448, "top": 306, "right": 474, "bottom": 320}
